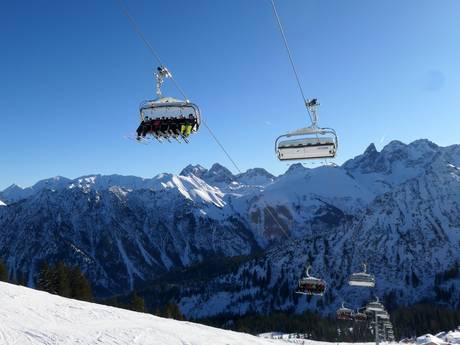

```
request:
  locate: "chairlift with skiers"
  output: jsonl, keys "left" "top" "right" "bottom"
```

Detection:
{"left": 354, "top": 309, "right": 368, "bottom": 322}
{"left": 136, "top": 66, "right": 201, "bottom": 143}
{"left": 295, "top": 265, "right": 327, "bottom": 296}
{"left": 336, "top": 302, "right": 354, "bottom": 321}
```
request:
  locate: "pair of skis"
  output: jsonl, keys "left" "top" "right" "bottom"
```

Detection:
{"left": 124, "top": 133, "right": 189, "bottom": 144}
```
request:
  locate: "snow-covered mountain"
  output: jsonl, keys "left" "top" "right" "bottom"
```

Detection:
{"left": 1, "top": 139, "right": 460, "bottom": 317}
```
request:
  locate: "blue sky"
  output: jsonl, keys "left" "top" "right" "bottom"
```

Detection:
{"left": 1, "top": 0, "right": 459, "bottom": 190}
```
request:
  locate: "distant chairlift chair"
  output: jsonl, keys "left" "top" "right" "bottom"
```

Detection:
{"left": 275, "top": 99, "right": 338, "bottom": 160}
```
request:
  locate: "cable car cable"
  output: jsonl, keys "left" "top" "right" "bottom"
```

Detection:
{"left": 270, "top": 0, "right": 313, "bottom": 123}
{"left": 116, "top": 0, "right": 188, "bottom": 101}
{"left": 115, "top": 0, "right": 292, "bottom": 240}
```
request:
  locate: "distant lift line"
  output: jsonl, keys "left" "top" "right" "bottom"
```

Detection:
{"left": 270, "top": 0, "right": 339, "bottom": 161}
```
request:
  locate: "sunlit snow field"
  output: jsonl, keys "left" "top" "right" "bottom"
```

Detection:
{"left": 2, "top": 282, "right": 454, "bottom": 345}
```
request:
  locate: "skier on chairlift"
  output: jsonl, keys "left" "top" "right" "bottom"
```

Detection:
{"left": 136, "top": 120, "right": 145, "bottom": 140}
{"left": 136, "top": 116, "right": 151, "bottom": 140}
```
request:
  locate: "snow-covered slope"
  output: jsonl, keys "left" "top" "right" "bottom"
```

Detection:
{"left": 0, "top": 281, "right": 284, "bottom": 345}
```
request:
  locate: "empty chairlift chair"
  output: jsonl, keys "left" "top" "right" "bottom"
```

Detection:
{"left": 348, "top": 263, "right": 376, "bottom": 288}
{"left": 275, "top": 99, "right": 338, "bottom": 160}
{"left": 377, "top": 310, "right": 390, "bottom": 320}
{"left": 366, "top": 297, "right": 385, "bottom": 312}
{"left": 295, "top": 265, "right": 327, "bottom": 296}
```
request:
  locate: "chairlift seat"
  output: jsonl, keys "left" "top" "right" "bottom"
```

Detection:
{"left": 354, "top": 312, "right": 367, "bottom": 322}
{"left": 366, "top": 301, "right": 385, "bottom": 312}
{"left": 348, "top": 272, "right": 376, "bottom": 287}
{"left": 296, "top": 276, "right": 326, "bottom": 296}
{"left": 336, "top": 307, "right": 354, "bottom": 321}
{"left": 277, "top": 136, "right": 336, "bottom": 160}
{"left": 140, "top": 97, "right": 201, "bottom": 128}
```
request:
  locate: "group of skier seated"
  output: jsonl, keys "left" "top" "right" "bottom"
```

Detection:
{"left": 136, "top": 114, "right": 197, "bottom": 141}
{"left": 296, "top": 281, "right": 326, "bottom": 295}
{"left": 353, "top": 313, "right": 367, "bottom": 322}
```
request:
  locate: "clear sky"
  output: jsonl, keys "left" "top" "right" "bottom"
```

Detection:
{"left": 1, "top": 0, "right": 460, "bottom": 190}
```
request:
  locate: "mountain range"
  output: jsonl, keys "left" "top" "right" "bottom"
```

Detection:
{"left": 1, "top": 139, "right": 459, "bottom": 318}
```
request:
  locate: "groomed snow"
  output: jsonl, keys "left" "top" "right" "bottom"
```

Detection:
{"left": 0, "top": 282, "right": 285, "bottom": 345}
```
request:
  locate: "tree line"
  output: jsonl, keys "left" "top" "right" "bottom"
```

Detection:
{"left": 2, "top": 257, "right": 460, "bottom": 339}
{"left": 0, "top": 257, "right": 185, "bottom": 320}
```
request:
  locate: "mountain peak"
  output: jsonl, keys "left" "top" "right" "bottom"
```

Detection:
{"left": 202, "top": 163, "right": 235, "bottom": 184}
{"left": 238, "top": 168, "right": 274, "bottom": 179}
{"left": 409, "top": 139, "right": 439, "bottom": 150}
{"left": 0, "top": 184, "right": 31, "bottom": 204}
{"left": 364, "top": 143, "right": 377, "bottom": 154}
{"left": 381, "top": 140, "right": 406, "bottom": 153}
{"left": 236, "top": 168, "right": 275, "bottom": 186}
{"left": 285, "top": 163, "right": 306, "bottom": 175}
{"left": 180, "top": 164, "right": 208, "bottom": 177}
{"left": 208, "top": 163, "right": 232, "bottom": 173}
{"left": 2, "top": 183, "right": 24, "bottom": 193}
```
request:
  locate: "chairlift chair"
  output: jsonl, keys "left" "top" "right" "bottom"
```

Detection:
{"left": 349, "top": 263, "right": 376, "bottom": 288}
{"left": 336, "top": 302, "right": 354, "bottom": 321}
{"left": 275, "top": 99, "right": 338, "bottom": 160}
{"left": 295, "top": 265, "right": 327, "bottom": 296}
{"left": 354, "top": 309, "right": 368, "bottom": 322}
{"left": 137, "top": 66, "right": 201, "bottom": 142}
{"left": 366, "top": 297, "right": 385, "bottom": 312}
{"left": 383, "top": 322, "right": 393, "bottom": 329}
{"left": 376, "top": 311, "right": 390, "bottom": 320}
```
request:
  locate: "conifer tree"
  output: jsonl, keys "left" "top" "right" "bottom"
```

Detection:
{"left": 37, "top": 262, "right": 56, "bottom": 294}
{"left": 55, "top": 261, "right": 71, "bottom": 297}
{"left": 69, "top": 267, "right": 93, "bottom": 301}
{"left": 131, "top": 293, "right": 146, "bottom": 313}
{"left": 0, "top": 259, "right": 8, "bottom": 282}
{"left": 163, "top": 303, "right": 184, "bottom": 320}
{"left": 37, "top": 261, "right": 93, "bottom": 301}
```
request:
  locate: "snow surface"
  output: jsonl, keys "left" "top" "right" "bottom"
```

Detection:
{"left": 415, "top": 331, "right": 460, "bottom": 345}
{"left": 416, "top": 334, "right": 449, "bottom": 345}
{"left": 0, "top": 282, "right": 391, "bottom": 345}
{"left": 445, "top": 331, "right": 460, "bottom": 344}
{"left": 0, "top": 281, "right": 286, "bottom": 345}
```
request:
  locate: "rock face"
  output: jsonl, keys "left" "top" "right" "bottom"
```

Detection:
{"left": 1, "top": 139, "right": 460, "bottom": 316}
